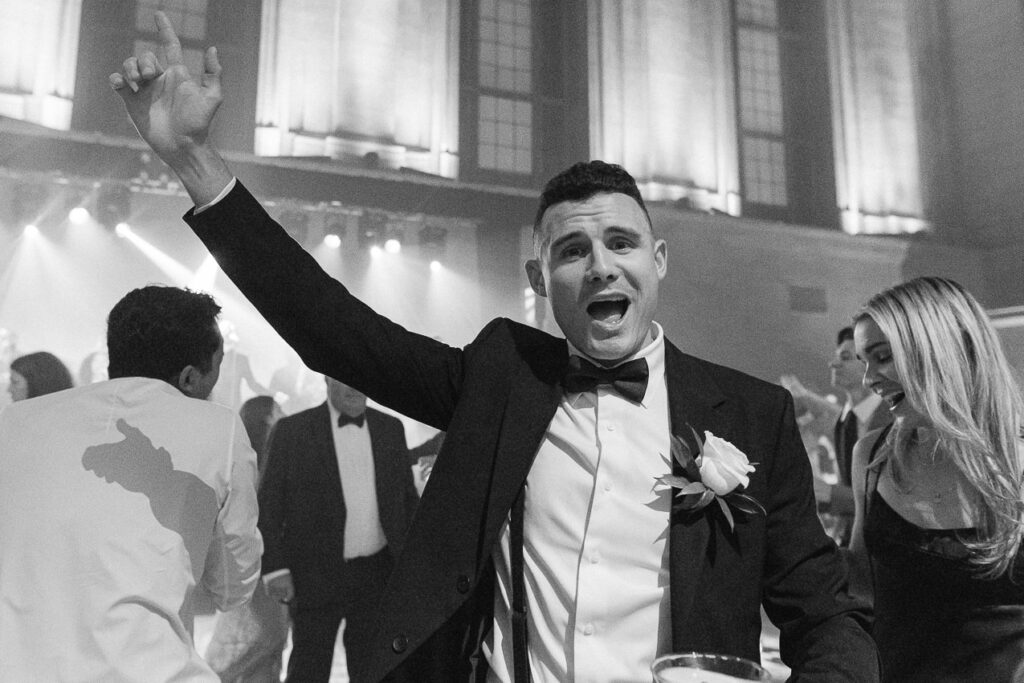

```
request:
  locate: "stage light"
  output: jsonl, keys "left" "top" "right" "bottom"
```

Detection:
{"left": 114, "top": 223, "right": 132, "bottom": 238}
{"left": 68, "top": 206, "right": 90, "bottom": 225}
{"left": 429, "top": 259, "right": 441, "bottom": 272}
{"left": 96, "top": 185, "right": 132, "bottom": 231}
{"left": 382, "top": 223, "right": 405, "bottom": 254}
{"left": 24, "top": 224, "right": 39, "bottom": 236}
{"left": 323, "top": 217, "right": 346, "bottom": 249}
{"left": 358, "top": 211, "right": 387, "bottom": 250}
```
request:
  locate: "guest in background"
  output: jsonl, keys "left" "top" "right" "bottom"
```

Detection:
{"left": 0, "top": 285, "right": 261, "bottom": 682}
{"left": 206, "top": 395, "right": 289, "bottom": 683}
{"left": 259, "top": 377, "right": 419, "bottom": 682}
{"left": 782, "top": 326, "right": 891, "bottom": 545}
{"left": 209, "top": 319, "right": 271, "bottom": 411}
{"left": 848, "top": 276, "right": 1024, "bottom": 681}
{"left": 407, "top": 430, "right": 444, "bottom": 495}
{"left": 8, "top": 350, "right": 74, "bottom": 402}
{"left": 0, "top": 328, "right": 18, "bottom": 409}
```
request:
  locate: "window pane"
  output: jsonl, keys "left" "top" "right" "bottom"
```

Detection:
{"left": 737, "top": 27, "right": 782, "bottom": 135}
{"left": 478, "top": 0, "right": 531, "bottom": 94}
{"left": 742, "top": 136, "right": 787, "bottom": 206}
{"left": 736, "top": 0, "right": 777, "bottom": 28}
{"left": 478, "top": 95, "right": 532, "bottom": 174}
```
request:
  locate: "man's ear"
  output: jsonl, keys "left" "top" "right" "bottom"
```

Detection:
{"left": 175, "top": 365, "right": 202, "bottom": 398}
{"left": 525, "top": 259, "right": 546, "bottom": 297}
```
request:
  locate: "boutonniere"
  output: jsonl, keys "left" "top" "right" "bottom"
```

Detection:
{"left": 656, "top": 427, "right": 765, "bottom": 531}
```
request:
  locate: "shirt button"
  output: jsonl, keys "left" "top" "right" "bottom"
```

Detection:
{"left": 590, "top": 553, "right": 599, "bottom": 564}
{"left": 456, "top": 575, "right": 471, "bottom": 594}
{"left": 583, "top": 623, "right": 594, "bottom": 636}
{"left": 606, "top": 423, "right": 616, "bottom": 431}
{"left": 391, "top": 634, "right": 408, "bottom": 653}
{"left": 603, "top": 481, "right": 612, "bottom": 492}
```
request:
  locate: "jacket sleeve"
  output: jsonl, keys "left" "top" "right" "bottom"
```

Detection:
{"left": 200, "top": 414, "right": 263, "bottom": 611}
{"left": 761, "top": 392, "right": 880, "bottom": 681}
{"left": 185, "top": 182, "right": 465, "bottom": 432}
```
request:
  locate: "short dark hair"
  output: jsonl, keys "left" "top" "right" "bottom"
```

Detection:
{"left": 836, "top": 326, "right": 854, "bottom": 346}
{"left": 106, "top": 285, "right": 222, "bottom": 382}
{"left": 10, "top": 351, "right": 74, "bottom": 398}
{"left": 532, "top": 160, "right": 651, "bottom": 248}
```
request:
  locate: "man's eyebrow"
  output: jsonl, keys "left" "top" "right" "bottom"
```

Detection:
{"left": 548, "top": 231, "right": 584, "bottom": 253}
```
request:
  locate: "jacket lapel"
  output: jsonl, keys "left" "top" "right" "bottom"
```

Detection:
{"left": 663, "top": 342, "right": 728, "bottom": 642}
{"left": 311, "top": 402, "right": 347, "bottom": 529}
{"left": 483, "top": 338, "right": 567, "bottom": 550}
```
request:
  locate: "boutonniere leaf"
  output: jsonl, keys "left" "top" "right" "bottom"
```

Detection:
{"left": 656, "top": 427, "right": 765, "bottom": 532}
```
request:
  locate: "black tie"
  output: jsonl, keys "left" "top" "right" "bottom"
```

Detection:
{"left": 563, "top": 356, "right": 649, "bottom": 403}
{"left": 337, "top": 413, "right": 366, "bottom": 428}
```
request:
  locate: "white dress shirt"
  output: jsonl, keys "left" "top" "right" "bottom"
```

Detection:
{"left": 0, "top": 378, "right": 262, "bottom": 682}
{"left": 327, "top": 403, "right": 388, "bottom": 559}
{"left": 487, "top": 324, "right": 673, "bottom": 682}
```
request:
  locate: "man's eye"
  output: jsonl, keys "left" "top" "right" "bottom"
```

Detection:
{"left": 560, "top": 246, "right": 584, "bottom": 259}
{"left": 610, "top": 239, "right": 633, "bottom": 251}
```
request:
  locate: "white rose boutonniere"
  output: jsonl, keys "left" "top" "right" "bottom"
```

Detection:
{"left": 656, "top": 427, "right": 765, "bottom": 531}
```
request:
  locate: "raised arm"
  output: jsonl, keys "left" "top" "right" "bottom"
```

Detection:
{"left": 109, "top": 11, "right": 231, "bottom": 206}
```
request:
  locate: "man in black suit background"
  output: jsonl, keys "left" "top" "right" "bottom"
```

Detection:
{"left": 259, "top": 376, "right": 419, "bottom": 682}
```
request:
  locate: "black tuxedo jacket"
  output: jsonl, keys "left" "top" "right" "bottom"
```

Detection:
{"left": 258, "top": 402, "right": 418, "bottom": 607}
{"left": 187, "top": 182, "right": 878, "bottom": 682}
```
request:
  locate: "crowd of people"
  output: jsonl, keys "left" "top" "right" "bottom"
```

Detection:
{"left": 1, "top": 10, "right": 1022, "bottom": 683}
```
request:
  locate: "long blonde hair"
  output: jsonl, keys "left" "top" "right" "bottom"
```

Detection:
{"left": 856, "top": 276, "right": 1024, "bottom": 578}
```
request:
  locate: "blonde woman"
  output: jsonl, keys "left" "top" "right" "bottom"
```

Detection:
{"left": 848, "top": 276, "right": 1024, "bottom": 681}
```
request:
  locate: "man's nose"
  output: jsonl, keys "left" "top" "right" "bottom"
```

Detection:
{"left": 586, "top": 245, "right": 617, "bottom": 280}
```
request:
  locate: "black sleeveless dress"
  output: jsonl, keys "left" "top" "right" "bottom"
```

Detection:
{"left": 864, "top": 431, "right": 1024, "bottom": 681}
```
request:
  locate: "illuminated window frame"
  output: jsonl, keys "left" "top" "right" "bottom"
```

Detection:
{"left": 475, "top": 0, "right": 534, "bottom": 176}
{"left": 734, "top": 0, "right": 788, "bottom": 209}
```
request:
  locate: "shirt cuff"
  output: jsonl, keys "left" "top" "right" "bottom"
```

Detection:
{"left": 193, "top": 177, "right": 237, "bottom": 215}
{"left": 261, "top": 568, "right": 291, "bottom": 585}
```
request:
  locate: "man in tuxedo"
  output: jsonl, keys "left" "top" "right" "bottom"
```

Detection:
{"left": 259, "top": 377, "right": 418, "bottom": 682}
{"left": 111, "top": 13, "right": 878, "bottom": 681}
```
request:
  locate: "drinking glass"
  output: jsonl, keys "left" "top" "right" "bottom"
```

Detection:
{"left": 651, "top": 652, "right": 772, "bottom": 682}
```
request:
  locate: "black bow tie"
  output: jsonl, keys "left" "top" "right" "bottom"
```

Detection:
{"left": 563, "top": 356, "right": 649, "bottom": 403}
{"left": 337, "top": 413, "right": 366, "bottom": 428}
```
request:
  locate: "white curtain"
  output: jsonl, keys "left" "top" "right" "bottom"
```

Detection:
{"left": 0, "top": 1, "right": 82, "bottom": 129}
{"left": 827, "top": 0, "right": 927, "bottom": 234}
{"left": 256, "top": 0, "right": 459, "bottom": 177}
{"left": 587, "top": 0, "right": 739, "bottom": 208}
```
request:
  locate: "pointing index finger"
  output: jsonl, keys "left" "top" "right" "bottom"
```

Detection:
{"left": 154, "top": 10, "right": 184, "bottom": 66}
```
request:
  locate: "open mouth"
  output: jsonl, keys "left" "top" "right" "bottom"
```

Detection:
{"left": 587, "top": 298, "right": 629, "bottom": 324}
{"left": 884, "top": 391, "right": 906, "bottom": 410}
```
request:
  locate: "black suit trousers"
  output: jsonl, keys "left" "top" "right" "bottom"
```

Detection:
{"left": 286, "top": 548, "right": 393, "bottom": 683}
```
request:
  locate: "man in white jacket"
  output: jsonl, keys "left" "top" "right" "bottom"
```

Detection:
{"left": 0, "top": 285, "right": 263, "bottom": 682}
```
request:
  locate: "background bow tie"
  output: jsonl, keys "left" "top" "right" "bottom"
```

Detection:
{"left": 337, "top": 413, "right": 366, "bottom": 428}
{"left": 562, "top": 356, "right": 649, "bottom": 402}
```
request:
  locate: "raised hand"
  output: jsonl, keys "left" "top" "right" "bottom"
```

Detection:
{"left": 109, "top": 11, "right": 231, "bottom": 205}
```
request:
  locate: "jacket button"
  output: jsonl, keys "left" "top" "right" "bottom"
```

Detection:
{"left": 391, "top": 634, "right": 408, "bottom": 653}
{"left": 456, "top": 575, "right": 471, "bottom": 594}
